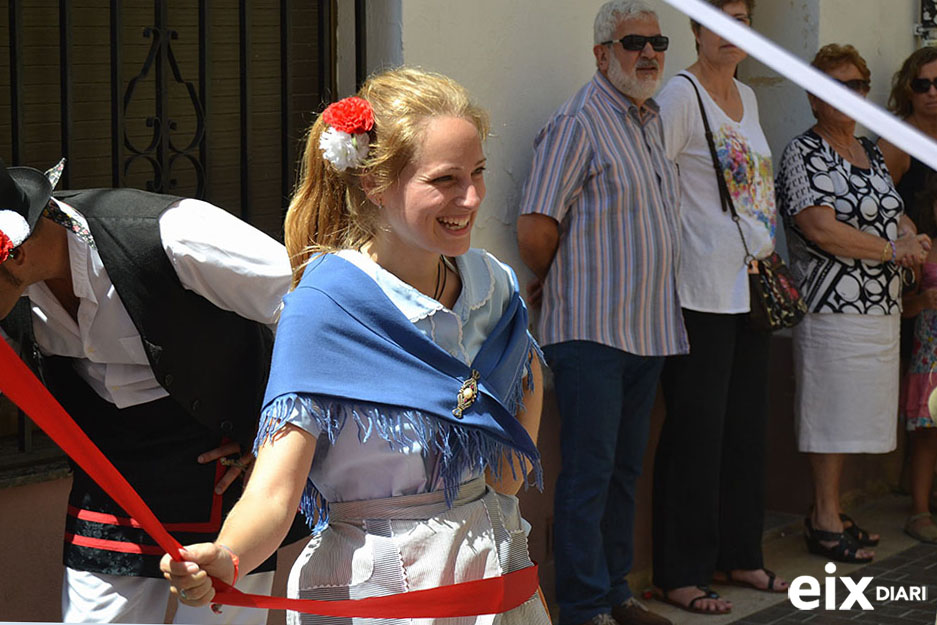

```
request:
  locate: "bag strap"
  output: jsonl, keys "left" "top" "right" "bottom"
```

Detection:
{"left": 677, "top": 73, "right": 755, "bottom": 265}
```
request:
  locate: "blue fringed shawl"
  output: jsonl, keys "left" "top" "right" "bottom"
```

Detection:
{"left": 255, "top": 254, "right": 542, "bottom": 532}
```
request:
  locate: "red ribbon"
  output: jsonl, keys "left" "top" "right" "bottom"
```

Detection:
{"left": 0, "top": 338, "right": 539, "bottom": 617}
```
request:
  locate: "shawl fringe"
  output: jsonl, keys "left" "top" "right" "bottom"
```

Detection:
{"left": 254, "top": 340, "right": 543, "bottom": 534}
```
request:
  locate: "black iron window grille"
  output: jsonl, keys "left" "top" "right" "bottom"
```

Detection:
{"left": 1, "top": 0, "right": 368, "bottom": 484}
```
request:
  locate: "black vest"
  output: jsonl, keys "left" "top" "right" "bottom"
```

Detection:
{"left": 51, "top": 188, "right": 274, "bottom": 450}
{"left": 2, "top": 189, "right": 283, "bottom": 576}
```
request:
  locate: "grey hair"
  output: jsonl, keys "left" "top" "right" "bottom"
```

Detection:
{"left": 594, "top": 0, "right": 658, "bottom": 45}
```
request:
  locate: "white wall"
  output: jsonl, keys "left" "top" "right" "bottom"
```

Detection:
{"left": 736, "top": 0, "right": 820, "bottom": 159}
{"left": 390, "top": 0, "right": 701, "bottom": 276}
{"left": 741, "top": 0, "right": 918, "bottom": 156}
{"left": 818, "top": 0, "right": 917, "bottom": 114}
{"left": 651, "top": 0, "right": 704, "bottom": 80}
{"left": 338, "top": 2, "right": 404, "bottom": 98}
{"left": 393, "top": 1, "right": 595, "bottom": 274}
{"left": 362, "top": 0, "right": 926, "bottom": 274}
{"left": 365, "top": 0, "right": 404, "bottom": 76}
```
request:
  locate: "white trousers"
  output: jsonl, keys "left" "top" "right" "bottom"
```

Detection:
{"left": 62, "top": 567, "right": 274, "bottom": 624}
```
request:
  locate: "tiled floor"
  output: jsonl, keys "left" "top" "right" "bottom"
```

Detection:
{"left": 639, "top": 494, "right": 937, "bottom": 625}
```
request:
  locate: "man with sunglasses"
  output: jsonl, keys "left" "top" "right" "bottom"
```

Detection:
{"left": 517, "top": 2, "right": 685, "bottom": 625}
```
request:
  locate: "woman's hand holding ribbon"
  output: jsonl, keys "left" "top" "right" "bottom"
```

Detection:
{"left": 160, "top": 543, "right": 236, "bottom": 606}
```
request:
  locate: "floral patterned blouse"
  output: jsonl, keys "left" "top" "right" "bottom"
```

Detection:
{"left": 658, "top": 71, "right": 777, "bottom": 314}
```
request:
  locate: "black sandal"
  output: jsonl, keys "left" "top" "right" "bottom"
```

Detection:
{"left": 658, "top": 585, "right": 731, "bottom": 615}
{"left": 840, "top": 513, "right": 880, "bottom": 547}
{"left": 804, "top": 518, "right": 873, "bottom": 563}
{"left": 715, "top": 568, "right": 786, "bottom": 593}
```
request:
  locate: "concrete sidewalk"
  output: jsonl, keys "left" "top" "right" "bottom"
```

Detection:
{"left": 642, "top": 494, "right": 935, "bottom": 625}
{"left": 544, "top": 494, "right": 936, "bottom": 625}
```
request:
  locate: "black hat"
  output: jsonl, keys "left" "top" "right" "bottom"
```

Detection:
{"left": 0, "top": 159, "right": 55, "bottom": 256}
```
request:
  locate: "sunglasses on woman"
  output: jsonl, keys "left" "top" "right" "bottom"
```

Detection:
{"left": 836, "top": 78, "right": 871, "bottom": 93}
{"left": 601, "top": 34, "right": 670, "bottom": 52}
{"left": 910, "top": 77, "right": 937, "bottom": 94}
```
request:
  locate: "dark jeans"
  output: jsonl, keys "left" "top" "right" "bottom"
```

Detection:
{"left": 652, "top": 310, "right": 770, "bottom": 589}
{"left": 545, "top": 341, "right": 664, "bottom": 625}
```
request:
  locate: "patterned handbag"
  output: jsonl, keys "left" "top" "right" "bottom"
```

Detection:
{"left": 680, "top": 74, "right": 806, "bottom": 331}
{"left": 746, "top": 251, "right": 807, "bottom": 331}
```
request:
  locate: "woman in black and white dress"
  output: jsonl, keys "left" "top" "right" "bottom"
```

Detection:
{"left": 776, "top": 43, "right": 930, "bottom": 564}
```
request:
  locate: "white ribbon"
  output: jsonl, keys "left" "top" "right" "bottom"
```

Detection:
{"left": 661, "top": 0, "right": 937, "bottom": 172}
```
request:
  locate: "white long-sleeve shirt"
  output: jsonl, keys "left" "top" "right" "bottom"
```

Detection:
{"left": 14, "top": 197, "right": 291, "bottom": 408}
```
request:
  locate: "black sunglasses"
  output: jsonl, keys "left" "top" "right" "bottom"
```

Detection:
{"left": 836, "top": 78, "right": 870, "bottom": 93}
{"left": 601, "top": 34, "right": 669, "bottom": 52}
{"left": 911, "top": 77, "right": 937, "bottom": 94}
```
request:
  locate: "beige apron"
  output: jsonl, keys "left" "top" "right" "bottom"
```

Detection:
{"left": 286, "top": 478, "right": 550, "bottom": 625}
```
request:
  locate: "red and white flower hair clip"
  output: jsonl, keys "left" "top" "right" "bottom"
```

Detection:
{"left": 0, "top": 209, "right": 30, "bottom": 264}
{"left": 318, "top": 96, "right": 375, "bottom": 172}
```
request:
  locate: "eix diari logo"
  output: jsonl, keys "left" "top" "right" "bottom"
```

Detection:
{"left": 788, "top": 562, "right": 929, "bottom": 611}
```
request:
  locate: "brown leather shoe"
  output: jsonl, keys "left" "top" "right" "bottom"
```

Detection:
{"left": 612, "top": 598, "right": 672, "bottom": 625}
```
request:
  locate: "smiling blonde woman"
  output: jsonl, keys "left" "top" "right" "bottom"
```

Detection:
{"left": 159, "top": 67, "right": 550, "bottom": 625}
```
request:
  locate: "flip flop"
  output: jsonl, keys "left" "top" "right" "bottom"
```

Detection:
{"left": 713, "top": 568, "right": 787, "bottom": 593}
{"left": 657, "top": 585, "right": 731, "bottom": 615}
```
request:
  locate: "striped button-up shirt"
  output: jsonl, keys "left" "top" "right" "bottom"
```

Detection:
{"left": 519, "top": 72, "right": 688, "bottom": 356}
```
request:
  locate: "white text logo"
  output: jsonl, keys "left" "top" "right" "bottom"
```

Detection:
{"left": 788, "top": 562, "right": 928, "bottom": 611}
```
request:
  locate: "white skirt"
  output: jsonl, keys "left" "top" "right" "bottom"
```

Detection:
{"left": 793, "top": 312, "right": 899, "bottom": 453}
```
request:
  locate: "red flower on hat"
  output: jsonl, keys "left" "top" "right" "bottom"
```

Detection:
{"left": 322, "top": 97, "right": 375, "bottom": 135}
{"left": 0, "top": 231, "right": 13, "bottom": 264}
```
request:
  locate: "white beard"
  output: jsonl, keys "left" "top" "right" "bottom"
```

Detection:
{"left": 607, "top": 53, "right": 660, "bottom": 102}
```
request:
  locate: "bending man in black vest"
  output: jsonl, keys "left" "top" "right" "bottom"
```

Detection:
{"left": 0, "top": 160, "right": 291, "bottom": 624}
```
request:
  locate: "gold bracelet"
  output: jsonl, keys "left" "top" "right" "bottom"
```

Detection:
{"left": 881, "top": 241, "right": 891, "bottom": 263}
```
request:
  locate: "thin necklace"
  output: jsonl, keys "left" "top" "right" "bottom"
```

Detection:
{"left": 432, "top": 255, "right": 447, "bottom": 301}
{"left": 816, "top": 126, "right": 864, "bottom": 162}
